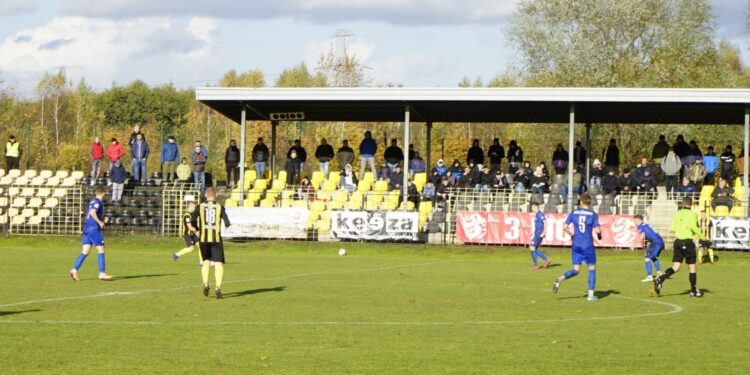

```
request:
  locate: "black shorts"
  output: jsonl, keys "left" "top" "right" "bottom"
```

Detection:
{"left": 183, "top": 234, "right": 199, "bottom": 247}
{"left": 673, "top": 239, "right": 697, "bottom": 265}
{"left": 199, "top": 242, "right": 225, "bottom": 263}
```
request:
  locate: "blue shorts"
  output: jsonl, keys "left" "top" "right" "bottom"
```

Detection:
{"left": 572, "top": 245, "right": 596, "bottom": 265}
{"left": 82, "top": 231, "right": 105, "bottom": 247}
{"left": 646, "top": 242, "right": 664, "bottom": 259}
{"left": 531, "top": 234, "right": 543, "bottom": 248}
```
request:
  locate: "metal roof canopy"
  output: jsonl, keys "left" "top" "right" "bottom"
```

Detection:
{"left": 196, "top": 87, "right": 750, "bottom": 125}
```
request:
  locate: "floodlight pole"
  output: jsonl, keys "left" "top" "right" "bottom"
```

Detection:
{"left": 744, "top": 108, "right": 749, "bottom": 217}
{"left": 271, "top": 120, "right": 278, "bottom": 180}
{"left": 426, "top": 121, "right": 432, "bottom": 171}
{"left": 568, "top": 105, "right": 575, "bottom": 213}
{"left": 238, "top": 107, "right": 247, "bottom": 204}
{"left": 404, "top": 105, "right": 411, "bottom": 210}
{"left": 585, "top": 122, "right": 592, "bottom": 185}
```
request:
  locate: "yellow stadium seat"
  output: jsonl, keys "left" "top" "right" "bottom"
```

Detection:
{"left": 713, "top": 206, "right": 729, "bottom": 217}
{"left": 327, "top": 171, "right": 340, "bottom": 183}
{"left": 365, "top": 199, "right": 379, "bottom": 211}
{"left": 374, "top": 180, "right": 388, "bottom": 192}
{"left": 414, "top": 173, "right": 427, "bottom": 185}
{"left": 253, "top": 179, "right": 268, "bottom": 191}
{"left": 414, "top": 180, "right": 424, "bottom": 193}
{"left": 311, "top": 200, "right": 326, "bottom": 212}
{"left": 357, "top": 181, "right": 371, "bottom": 192}
{"left": 0, "top": 176, "right": 12, "bottom": 186}
{"left": 328, "top": 201, "right": 343, "bottom": 210}
{"left": 37, "top": 209, "right": 51, "bottom": 218}
{"left": 316, "top": 190, "right": 331, "bottom": 201}
{"left": 419, "top": 201, "right": 433, "bottom": 213}
{"left": 11, "top": 197, "right": 26, "bottom": 207}
{"left": 21, "top": 208, "right": 34, "bottom": 218}
{"left": 0, "top": 169, "right": 4, "bottom": 177}
{"left": 52, "top": 188, "right": 67, "bottom": 198}
{"left": 20, "top": 187, "right": 35, "bottom": 197}
{"left": 346, "top": 200, "right": 362, "bottom": 210}
{"left": 61, "top": 177, "right": 76, "bottom": 187}
{"left": 277, "top": 171, "right": 287, "bottom": 183}
{"left": 36, "top": 188, "right": 51, "bottom": 198}
{"left": 30, "top": 176, "right": 46, "bottom": 186}
{"left": 8, "top": 187, "right": 19, "bottom": 196}
{"left": 730, "top": 206, "right": 744, "bottom": 217}
{"left": 45, "top": 177, "right": 60, "bottom": 186}
{"left": 28, "top": 197, "right": 42, "bottom": 208}
{"left": 363, "top": 172, "right": 374, "bottom": 183}
{"left": 322, "top": 180, "right": 337, "bottom": 192}
{"left": 242, "top": 199, "right": 257, "bottom": 207}
{"left": 11, "top": 216, "right": 25, "bottom": 225}
{"left": 260, "top": 199, "right": 275, "bottom": 208}
{"left": 292, "top": 200, "right": 309, "bottom": 209}
{"left": 399, "top": 201, "right": 415, "bottom": 210}
{"left": 333, "top": 190, "right": 348, "bottom": 203}
{"left": 281, "top": 190, "right": 295, "bottom": 200}
{"left": 316, "top": 219, "right": 330, "bottom": 232}
{"left": 246, "top": 191, "right": 263, "bottom": 201}
{"left": 28, "top": 216, "right": 42, "bottom": 225}
{"left": 700, "top": 185, "right": 715, "bottom": 199}
{"left": 14, "top": 176, "right": 29, "bottom": 185}
{"left": 224, "top": 199, "right": 238, "bottom": 207}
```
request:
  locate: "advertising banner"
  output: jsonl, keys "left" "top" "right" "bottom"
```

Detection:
{"left": 710, "top": 217, "right": 750, "bottom": 250}
{"left": 331, "top": 210, "right": 420, "bottom": 241}
{"left": 222, "top": 207, "right": 308, "bottom": 239}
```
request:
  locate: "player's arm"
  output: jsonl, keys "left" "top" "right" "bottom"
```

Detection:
{"left": 189, "top": 208, "right": 199, "bottom": 232}
{"left": 593, "top": 215, "right": 602, "bottom": 240}
{"left": 221, "top": 208, "right": 231, "bottom": 227}
{"left": 563, "top": 215, "right": 573, "bottom": 237}
{"left": 90, "top": 208, "right": 106, "bottom": 228}
{"left": 541, "top": 217, "right": 546, "bottom": 238}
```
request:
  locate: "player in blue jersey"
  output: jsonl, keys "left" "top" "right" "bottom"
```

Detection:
{"left": 529, "top": 202, "right": 551, "bottom": 269}
{"left": 633, "top": 214, "right": 664, "bottom": 282}
{"left": 552, "top": 194, "right": 601, "bottom": 301}
{"left": 69, "top": 185, "right": 113, "bottom": 281}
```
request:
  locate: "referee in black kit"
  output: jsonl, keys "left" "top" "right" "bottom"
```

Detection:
{"left": 654, "top": 196, "right": 703, "bottom": 297}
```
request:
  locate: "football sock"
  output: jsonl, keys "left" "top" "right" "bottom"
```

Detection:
{"left": 530, "top": 252, "right": 538, "bottom": 266}
{"left": 658, "top": 267, "right": 675, "bottom": 283}
{"left": 72, "top": 253, "right": 87, "bottom": 271}
{"left": 653, "top": 259, "right": 661, "bottom": 272}
{"left": 588, "top": 270, "right": 596, "bottom": 291}
{"left": 689, "top": 272, "right": 697, "bottom": 292}
{"left": 645, "top": 260, "right": 652, "bottom": 276}
{"left": 697, "top": 248, "right": 704, "bottom": 263}
{"left": 535, "top": 251, "right": 548, "bottom": 261}
{"left": 97, "top": 253, "right": 105, "bottom": 273}
{"left": 214, "top": 262, "right": 224, "bottom": 289}
{"left": 176, "top": 246, "right": 194, "bottom": 257}
{"left": 562, "top": 269, "right": 579, "bottom": 280}
{"left": 201, "top": 261, "right": 210, "bottom": 286}
{"left": 707, "top": 249, "right": 715, "bottom": 262}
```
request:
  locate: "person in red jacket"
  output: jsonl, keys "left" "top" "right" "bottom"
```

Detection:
{"left": 89, "top": 137, "right": 104, "bottom": 182}
{"left": 106, "top": 138, "right": 125, "bottom": 173}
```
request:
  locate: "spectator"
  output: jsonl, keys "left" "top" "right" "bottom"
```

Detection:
{"left": 339, "top": 164, "right": 358, "bottom": 193}
{"left": 435, "top": 178, "right": 450, "bottom": 205}
{"left": 110, "top": 160, "right": 127, "bottom": 203}
{"left": 252, "top": 137, "right": 269, "bottom": 179}
{"left": 487, "top": 138, "right": 505, "bottom": 172}
{"left": 685, "top": 140, "right": 703, "bottom": 169}
{"left": 468, "top": 162, "right": 481, "bottom": 184}
{"left": 661, "top": 148, "right": 682, "bottom": 194}
{"left": 4, "top": 134, "right": 22, "bottom": 171}
{"left": 466, "top": 139, "right": 484, "bottom": 167}
{"left": 405, "top": 180, "right": 420, "bottom": 207}
{"left": 106, "top": 138, "right": 125, "bottom": 172}
{"left": 475, "top": 166, "right": 494, "bottom": 192}
{"left": 389, "top": 165, "right": 404, "bottom": 191}
{"left": 618, "top": 168, "right": 636, "bottom": 194}
{"left": 507, "top": 140, "right": 524, "bottom": 175}
{"left": 287, "top": 139, "right": 307, "bottom": 173}
{"left": 191, "top": 145, "right": 207, "bottom": 193}
{"left": 431, "top": 159, "right": 448, "bottom": 184}
{"left": 634, "top": 158, "right": 652, "bottom": 185}
{"left": 604, "top": 138, "right": 620, "bottom": 173}
{"left": 719, "top": 145, "right": 736, "bottom": 184}
{"left": 711, "top": 178, "right": 734, "bottom": 212}
{"left": 409, "top": 151, "right": 426, "bottom": 178}
{"left": 189, "top": 141, "right": 208, "bottom": 181}
{"left": 176, "top": 157, "right": 191, "bottom": 182}
{"left": 552, "top": 143, "right": 569, "bottom": 174}
{"left": 459, "top": 166, "right": 475, "bottom": 189}
{"left": 315, "top": 138, "right": 335, "bottom": 179}
{"left": 602, "top": 170, "right": 618, "bottom": 195}
{"left": 492, "top": 170, "right": 509, "bottom": 190}
{"left": 573, "top": 140, "right": 586, "bottom": 171}
{"left": 384, "top": 138, "right": 404, "bottom": 173}
{"left": 687, "top": 159, "right": 706, "bottom": 192}
{"left": 359, "top": 131, "right": 377, "bottom": 177}
{"left": 590, "top": 159, "right": 604, "bottom": 186}
{"left": 161, "top": 136, "right": 180, "bottom": 184}
{"left": 530, "top": 166, "right": 548, "bottom": 194}
{"left": 408, "top": 144, "right": 416, "bottom": 161}
{"left": 337, "top": 140, "right": 354, "bottom": 172}
{"left": 672, "top": 135, "right": 690, "bottom": 162}
{"left": 676, "top": 177, "right": 695, "bottom": 199}
{"left": 224, "top": 139, "right": 240, "bottom": 187}
{"left": 377, "top": 161, "right": 391, "bottom": 181}
{"left": 448, "top": 159, "right": 462, "bottom": 186}
{"left": 297, "top": 178, "right": 315, "bottom": 201}
{"left": 637, "top": 170, "right": 656, "bottom": 195}
{"left": 285, "top": 150, "right": 302, "bottom": 186}
{"left": 131, "top": 133, "right": 149, "bottom": 185}
{"left": 702, "top": 146, "right": 719, "bottom": 185}
{"left": 738, "top": 149, "right": 746, "bottom": 184}
{"left": 422, "top": 181, "right": 436, "bottom": 201}
{"left": 128, "top": 125, "right": 145, "bottom": 147}
{"left": 651, "top": 135, "right": 670, "bottom": 163}
{"left": 514, "top": 161, "right": 533, "bottom": 192}
{"left": 539, "top": 161, "right": 550, "bottom": 178}
{"left": 89, "top": 136, "right": 104, "bottom": 182}
{"left": 192, "top": 140, "right": 208, "bottom": 156}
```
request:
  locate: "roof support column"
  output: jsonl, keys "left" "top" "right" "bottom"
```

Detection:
{"left": 568, "top": 105, "right": 575, "bottom": 213}
{"left": 744, "top": 108, "right": 749, "bottom": 217}
{"left": 238, "top": 107, "right": 247, "bottom": 204}
{"left": 426, "top": 122, "right": 433, "bottom": 172}
{"left": 403, "top": 106, "right": 411, "bottom": 210}
{"left": 585, "top": 122, "right": 592, "bottom": 186}
{"left": 271, "top": 120, "right": 278, "bottom": 180}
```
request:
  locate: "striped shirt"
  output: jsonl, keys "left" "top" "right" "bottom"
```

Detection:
{"left": 191, "top": 202, "right": 230, "bottom": 243}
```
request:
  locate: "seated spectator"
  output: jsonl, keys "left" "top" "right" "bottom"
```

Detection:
{"left": 378, "top": 162, "right": 391, "bottom": 181}
{"left": 409, "top": 151, "right": 426, "bottom": 177}
{"left": 530, "top": 166, "right": 548, "bottom": 194}
{"left": 634, "top": 158, "right": 652, "bottom": 185}
{"left": 176, "top": 157, "right": 192, "bottom": 182}
{"left": 590, "top": 159, "right": 604, "bottom": 186}
{"left": 539, "top": 161, "right": 550, "bottom": 178}
{"left": 459, "top": 166, "right": 475, "bottom": 189}
{"left": 110, "top": 160, "right": 127, "bottom": 203}
{"left": 448, "top": 159, "right": 463, "bottom": 185}
{"left": 432, "top": 159, "right": 447, "bottom": 179}
{"left": 422, "top": 181, "right": 436, "bottom": 201}
{"left": 474, "top": 165, "right": 494, "bottom": 192}
{"left": 389, "top": 165, "right": 404, "bottom": 191}
{"left": 339, "top": 164, "right": 358, "bottom": 193}
{"left": 618, "top": 168, "right": 636, "bottom": 194}
{"left": 602, "top": 170, "right": 618, "bottom": 195}
{"left": 676, "top": 177, "right": 695, "bottom": 198}
{"left": 492, "top": 170, "right": 509, "bottom": 190}
{"left": 434, "top": 178, "right": 450, "bottom": 205}
{"left": 297, "top": 178, "right": 315, "bottom": 201}
{"left": 711, "top": 178, "right": 734, "bottom": 211}
{"left": 513, "top": 162, "right": 532, "bottom": 192}
{"left": 405, "top": 180, "right": 420, "bottom": 207}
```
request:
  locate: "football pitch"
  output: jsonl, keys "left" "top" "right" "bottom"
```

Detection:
{"left": 1, "top": 237, "right": 749, "bottom": 374}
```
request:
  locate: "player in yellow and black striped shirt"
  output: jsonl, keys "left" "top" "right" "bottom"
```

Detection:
{"left": 189, "top": 187, "right": 231, "bottom": 298}
{"left": 171, "top": 201, "right": 202, "bottom": 264}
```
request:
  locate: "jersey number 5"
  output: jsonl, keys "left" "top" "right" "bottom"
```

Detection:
{"left": 578, "top": 216, "right": 586, "bottom": 233}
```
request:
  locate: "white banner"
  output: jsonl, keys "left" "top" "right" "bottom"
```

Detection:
{"left": 331, "top": 210, "right": 420, "bottom": 241}
{"left": 222, "top": 207, "right": 308, "bottom": 239}
{"left": 710, "top": 217, "right": 750, "bottom": 250}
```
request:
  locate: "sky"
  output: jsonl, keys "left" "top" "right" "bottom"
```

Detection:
{"left": 0, "top": 0, "right": 748, "bottom": 95}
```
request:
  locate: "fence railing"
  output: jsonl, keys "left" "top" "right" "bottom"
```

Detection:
{"left": 0, "top": 185, "right": 83, "bottom": 236}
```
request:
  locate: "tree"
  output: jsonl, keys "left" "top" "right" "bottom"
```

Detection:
{"left": 316, "top": 31, "right": 368, "bottom": 87}
{"left": 276, "top": 63, "right": 327, "bottom": 87}
{"left": 36, "top": 69, "right": 70, "bottom": 147}
{"left": 218, "top": 69, "right": 266, "bottom": 87}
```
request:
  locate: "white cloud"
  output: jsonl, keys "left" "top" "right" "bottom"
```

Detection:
{"left": 368, "top": 51, "right": 458, "bottom": 86}
{"left": 0, "top": 0, "right": 35, "bottom": 16}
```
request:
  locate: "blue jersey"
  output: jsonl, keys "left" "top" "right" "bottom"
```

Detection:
{"left": 637, "top": 223, "right": 663, "bottom": 244}
{"left": 565, "top": 208, "right": 600, "bottom": 250}
{"left": 533, "top": 211, "right": 545, "bottom": 235}
{"left": 83, "top": 198, "right": 103, "bottom": 234}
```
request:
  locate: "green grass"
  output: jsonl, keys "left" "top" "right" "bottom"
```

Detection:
{"left": 1, "top": 236, "right": 749, "bottom": 374}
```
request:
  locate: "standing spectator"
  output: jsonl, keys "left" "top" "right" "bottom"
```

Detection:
{"left": 466, "top": 139, "right": 484, "bottom": 168}
{"left": 106, "top": 138, "right": 125, "bottom": 173}
{"left": 337, "top": 140, "right": 354, "bottom": 172}
{"left": 359, "top": 131, "right": 377, "bottom": 177}
{"left": 686, "top": 140, "right": 703, "bottom": 167}
{"left": 4, "top": 135, "right": 22, "bottom": 171}
{"left": 719, "top": 145, "right": 736, "bottom": 184}
{"left": 408, "top": 144, "right": 416, "bottom": 161}
{"left": 711, "top": 178, "right": 734, "bottom": 212}
{"left": 285, "top": 150, "right": 302, "bottom": 186}
{"left": 738, "top": 149, "right": 746, "bottom": 185}
{"left": 224, "top": 140, "right": 240, "bottom": 187}
{"left": 604, "top": 138, "right": 620, "bottom": 173}
{"left": 552, "top": 143, "right": 569, "bottom": 174}
{"left": 634, "top": 158, "right": 652, "bottom": 186}
{"left": 176, "top": 158, "right": 192, "bottom": 182}
{"left": 651, "top": 135, "right": 670, "bottom": 163}
{"left": 661, "top": 148, "right": 682, "bottom": 195}
{"left": 702, "top": 146, "right": 719, "bottom": 185}
{"left": 287, "top": 139, "right": 307, "bottom": 176}
{"left": 89, "top": 136, "right": 104, "bottom": 182}
{"left": 161, "top": 136, "right": 180, "bottom": 184}
{"left": 487, "top": 138, "right": 505, "bottom": 172}
{"left": 128, "top": 125, "right": 145, "bottom": 147}
{"left": 687, "top": 159, "right": 706, "bottom": 192}
{"left": 191, "top": 145, "right": 207, "bottom": 193}
{"left": 672, "top": 135, "right": 690, "bottom": 162}
{"left": 573, "top": 141, "right": 586, "bottom": 171}
{"left": 192, "top": 140, "right": 208, "bottom": 157}
{"left": 389, "top": 165, "right": 404, "bottom": 191}
{"left": 507, "top": 140, "right": 523, "bottom": 175}
{"left": 590, "top": 159, "right": 604, "bottom": 187}
{"left": 131, "top": 133, "right": 149, "bottom": 185}
{"left": 314, "top": 138, "right": 334, "bottom": 179}
{"left": 339, "top": 164, "right": 358, "bottom": 193}
{"left": 251, "top": 137, "right": 269, "bottom": 179}
{"left": 409, "top": 151, "right": 426, "bottom": 178}
{"left": 110, "top": 160, "right": 127, "bottom": 203}
{"left": 384, "top": 138, "right": 404, "bottom": 173}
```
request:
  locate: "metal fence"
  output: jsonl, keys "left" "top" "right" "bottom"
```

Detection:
{"left": 1, "top": 185, "right": 83, "bottom": 236}
{"left": 162, "top": 185, "right": 201, "bottom": 237}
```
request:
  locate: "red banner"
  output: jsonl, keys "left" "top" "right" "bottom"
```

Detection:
{"left": 455, "top": 211, "right": 641, "bottom": 248}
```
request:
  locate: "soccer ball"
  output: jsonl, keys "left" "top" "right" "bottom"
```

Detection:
{"left": 338, "top": 248, "right": 347, "bottom": 256}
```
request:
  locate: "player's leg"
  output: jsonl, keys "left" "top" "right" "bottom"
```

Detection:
{"left": 96, "top": 245, "right": 112, "bottom": 280}
{"left": 199, "top": 243, "right": 211, "bottom": 296}
{"left": 70, "top": 243, "right": 92, "bottom": 281}
{"left": 529, "top": 243, "right": 539, "bottom": 268}
{"left": 212, "top": 244, "right": 225, "bottom": 299}
{"left": 173, "top": 235, "right": 195, "bottom": 261}
{"left": 685, "top": 243, "right": 701, "bottom": 297}
{"left": 553, "top": 249, "right": 582, "bottom": 293}
{"left": 533, "top": 237, "right": 550, "bottom": 268}
{"left": 643, "top": 255, "right": 653, "bottom": 281}
{"left": 586, "top": 261, "right": 597, "bottom": 301}
{"left": 654, "top": 240, "right": 685, "bottom": 295}
{"left": 707, "top": 248, "right": 715, "bottom": 264}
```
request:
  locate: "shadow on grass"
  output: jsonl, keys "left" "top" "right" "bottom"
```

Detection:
{"left": 224, "top": 286, "right": 287, "bottom": 299}
{"left": 557, "top": 289, "right": 620, "bottom": 300}
{"left": 115, "top": 273, "right": 178, "bottom": 280}
{"left": 0, "top": 309, "right": 41, "bottom": 317}
{"left": 665, "top": 288, "right": 713, "bottom": 297}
